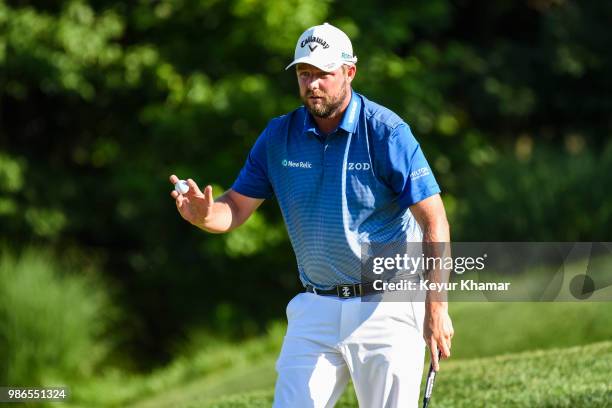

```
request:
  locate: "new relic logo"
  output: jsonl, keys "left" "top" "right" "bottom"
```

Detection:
{"left": 282, "top": 159, "right": 312, "bottom": 169}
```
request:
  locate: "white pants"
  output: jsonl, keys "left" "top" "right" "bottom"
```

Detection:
{"left": 273, "top": 292, "right": 426, "bottom": 408}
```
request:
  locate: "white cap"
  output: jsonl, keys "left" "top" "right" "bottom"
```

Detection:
{"left": 285, "top": 23, "right": 357, "bottom": 72}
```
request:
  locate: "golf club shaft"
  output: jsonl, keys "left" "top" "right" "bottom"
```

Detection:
{"left": 422, "top": 349, "right": 442, "bottom": 408}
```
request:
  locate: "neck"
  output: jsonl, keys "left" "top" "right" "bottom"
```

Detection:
{"left": 313, "top": 89, "right": 352, "bottom": 134}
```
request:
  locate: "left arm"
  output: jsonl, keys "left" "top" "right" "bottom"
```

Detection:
{"left": 410, "top": 193, "right": 454, "bottom": 371}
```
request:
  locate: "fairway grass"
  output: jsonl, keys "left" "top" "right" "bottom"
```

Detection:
{"left": 201, "top": 341, "right": 612, "bottom": 408}
{"left": 71, "top": 302, "right": 612, "bottom": 408}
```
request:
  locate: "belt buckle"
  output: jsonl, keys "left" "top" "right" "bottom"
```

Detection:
{"left": 337, "top": 284, "right": 358, "bottom": 298}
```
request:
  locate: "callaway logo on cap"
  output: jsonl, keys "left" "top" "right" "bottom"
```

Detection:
{"left": 286, "top": 22, "right": 358, "bottom": 72}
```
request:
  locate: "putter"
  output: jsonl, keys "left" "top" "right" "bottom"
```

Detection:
{"left": 422, "top": 350, "right": 442, "bottom": 408}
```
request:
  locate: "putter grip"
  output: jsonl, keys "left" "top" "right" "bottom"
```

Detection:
{"left": 422, "top": 350, "right": 442, "bottom": 408}
{"left": 425, "top": 369, "right": 437, "bottom": 397}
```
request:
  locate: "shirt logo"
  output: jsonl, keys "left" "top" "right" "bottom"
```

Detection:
{"left": 282, "top": 159, "right": 312, "bottom": 169}
{"left": 348, "top": 162, "right": 371, "bottom": 171}
{"left": 410, "top": 167, "right": 431, "bottom": 180}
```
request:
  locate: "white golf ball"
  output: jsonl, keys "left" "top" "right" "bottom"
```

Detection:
{"left": 175, "top": 180, "right": 189, "bottom": 195}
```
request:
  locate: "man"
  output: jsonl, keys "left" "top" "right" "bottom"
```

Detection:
{"left": 170, "top": 23, "right": 453, "bottom": 408}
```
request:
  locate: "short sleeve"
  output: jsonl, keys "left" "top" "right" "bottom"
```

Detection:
{"left": 231, "top": 128, "right": 274, "bottom": 199}
{"left": 381, "top": 123, "right": 441, "bottom": 207}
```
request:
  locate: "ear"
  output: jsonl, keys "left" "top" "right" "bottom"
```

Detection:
{"left": 345, "top": 65, "right": 357, "bottom": 83}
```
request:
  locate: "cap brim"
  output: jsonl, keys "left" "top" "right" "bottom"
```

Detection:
{"left": 285, "top": 57, "right": 343, "bottom": 72}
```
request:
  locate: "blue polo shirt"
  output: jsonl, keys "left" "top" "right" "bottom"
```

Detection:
{"left": 232, "top": 91, "right": 440, "bottom": 289}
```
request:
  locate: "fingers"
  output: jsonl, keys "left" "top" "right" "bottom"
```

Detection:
{"left": 442, "top": 323, "right": 454, "bottom": 359}
{"left": 169, "top": 175, "right": 205, "bottom": 199}
{"left": 439, "top": 338, "right": 451, "bottom": 360}
{"left": 426, "top": 333, "right": 451, "bottom": 372}
{"left": 169, "top": 176, "right": 212, "bottom": 225}
{"left": 429, "top": 340, "right": 450, "bottom": 372}
{"left": 204, "top": 185, "right": 214, "bottom": 205}
{"left": 429, "top": 343, "right": 440, "bottom": 372}
{"left": 171, "top": 191, "right": 186, "bottom": 208}
{"left": 186, "top": 178, "right": 204, "bottom": 196}
{"left": 169, "top": 174, "right": 182, "bottom": 203}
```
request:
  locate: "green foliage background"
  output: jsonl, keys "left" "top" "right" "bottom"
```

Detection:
{"left": 1, "top": 0, "right": 611, "bottom": 372}
{"left": 0, "top": 248, "right": 114, "bottom": 386}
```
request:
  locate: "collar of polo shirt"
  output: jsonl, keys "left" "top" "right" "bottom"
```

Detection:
{"left": 303, "top": 90, "right": 361, "bottom": 138}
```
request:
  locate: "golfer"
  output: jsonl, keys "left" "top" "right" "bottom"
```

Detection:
{"left": 170, "top": 22, "right": 453, "bottom": 408}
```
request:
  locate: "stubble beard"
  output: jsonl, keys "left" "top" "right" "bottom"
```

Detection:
{"left": 302, "top": 78, "right": 349, "bottom": 119}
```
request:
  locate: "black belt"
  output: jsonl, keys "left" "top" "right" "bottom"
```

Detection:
{"left": 305, "top": 282, "right": 379, "bottom": 298}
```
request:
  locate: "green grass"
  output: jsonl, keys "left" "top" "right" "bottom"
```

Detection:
{"left": 3, "top": 253, "right": 610, "bottom": 407}
{"left": 107, "top": 302, "right": 612, "bottom": 408}
{"left": 65, "top": 323, "right": 286, "bottom": 407}
{"left": 127, "top": 359, "right": 277, "bottom": 408}
{"left": 448, "top": 302, "right": 612, "bottom": 358}
{"left": 201, "top": 341, "right": 612, "bottom": 408}
{"left": 0, "top": 248, "right": 113, "bottom": 387}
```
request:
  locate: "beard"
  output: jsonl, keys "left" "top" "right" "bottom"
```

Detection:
{"left": 301, "top": 78, "right": 349, "bottom": 119}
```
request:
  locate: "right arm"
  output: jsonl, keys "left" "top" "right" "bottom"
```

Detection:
{"left": 169, "top": 175, "right": 263, "bottom": 234}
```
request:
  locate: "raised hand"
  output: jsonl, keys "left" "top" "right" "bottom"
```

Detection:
{"left": 169, "top": 174, "right": 214, "bottom": 228}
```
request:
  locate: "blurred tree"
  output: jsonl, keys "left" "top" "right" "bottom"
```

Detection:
{"left": 1, "top": 0, "right": 611, "bottom": 367}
